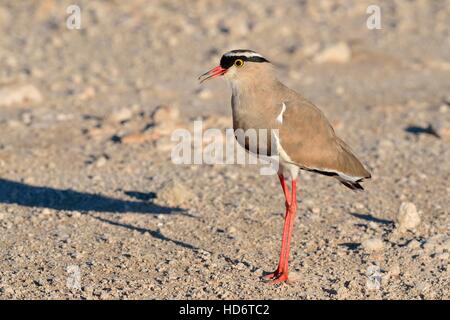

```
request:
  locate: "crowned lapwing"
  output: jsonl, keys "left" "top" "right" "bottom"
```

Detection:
{"left": 199, "top": 49, "right": 371, "bottom": 283}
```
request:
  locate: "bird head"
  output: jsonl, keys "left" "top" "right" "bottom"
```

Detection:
{"left": 198, "top": 49, "right": 271, "bottom": 84}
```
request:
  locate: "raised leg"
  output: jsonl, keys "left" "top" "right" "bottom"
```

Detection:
{"left": 263, "top": 175, "right": 298, "bottom": 283}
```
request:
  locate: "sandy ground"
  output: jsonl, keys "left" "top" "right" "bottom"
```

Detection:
{"left": 0, "top": 0, "right": 449, "bottom": 299}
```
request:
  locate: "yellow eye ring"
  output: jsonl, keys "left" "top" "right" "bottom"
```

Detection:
{"left": 234, "top": 59, "right": 244, "bottom": 67}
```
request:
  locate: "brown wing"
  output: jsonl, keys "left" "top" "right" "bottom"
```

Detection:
{"left": 279, "top": 97, "right": 371, "bottom": 187}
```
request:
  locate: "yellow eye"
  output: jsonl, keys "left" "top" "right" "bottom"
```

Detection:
{"left": 234, "top": 59, "right": 244, "bottom": 67}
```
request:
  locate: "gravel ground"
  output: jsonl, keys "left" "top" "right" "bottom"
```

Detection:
{"left": 0, "top": 0, "right": 449, "bottom": 300}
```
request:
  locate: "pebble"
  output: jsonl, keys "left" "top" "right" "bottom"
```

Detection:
{"left": 423, "top": 235, "right": 449, "bottom": 254}
{"left": 95, "top": 155, "right": 108, "bottom": 168}
{"left": 2, "top": 287, "right": 14, "bottom": 295}
{"left": 227, "top": 226, "right": 237, "bottom": 234}
{"left": 313, "top": 42, "right": 352, "bottom": 64}
{"left": 0, "top": 84, "right": 43, "bottom": 107}
{"left": 151, "top": 105, "right": 180, "bottom": 126}
{"left": 436, "top": 252, "right": 448, "bottom": 260}
{"left": 78, "top": 86, "right": 96, "bottom": 101}
{"left": 109, "top": 107, "right": 133, "bottom": 123}
{"left": 311, "top": 207, "right": 321, "bottom": 214}
{"left": 253, "top": 268, "right": 263, "bottom": 276}
{"left": 407, "top": 239, "right": 421, "bottom": 250}
{"left": 121, "top": 131, "right": 160, "bottom": 144}
{"left": 287, "top": 271, "right": 301, "bottom": 283}
{"left": 155, "top": 180, "right": 195, "bottom": 207}
{"left": 71, "top": 211, "right": 82, "bottom": 218}
{"left": 21, "top": 112, "right": 33, "bottom": 125}
{"left": 368, "top": 221, "right": 379, "bottom": 230}
{"left": 396, "top": 202, "right": 421, "bottom": 232}
{"left": 361, "top": 238, "right": 384, "bottom": 252}
{"left": 40, "top": 208, "right": 52, "bottom": 217}
{"left": 389, "top": 263, "right": 401, "bottom": 277}
{"left": 235, "top": 262, "right": 247, "bottom": 270}
{"left": 196, "top": 88, "right": 213, "bottom": 100}
{"left": 0, "top": 6, "right": 11, "bottom": 28}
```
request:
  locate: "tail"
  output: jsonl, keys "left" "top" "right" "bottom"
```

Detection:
{"left": 335, "top": 138, "right": 371, "bottom": 191}
{"left": 294, "top": 138, "right": 371, "bottom": 192}
{"left": 338, "top": 178, "right": 366, "bottom": 191}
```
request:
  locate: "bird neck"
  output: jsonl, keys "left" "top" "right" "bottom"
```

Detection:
{"left": 229, "top": 75, "right": 281, "bottom": 104}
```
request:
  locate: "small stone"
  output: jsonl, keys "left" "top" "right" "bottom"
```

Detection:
{"left": 21, "top": 112, "right": 33, "bottom": 125}
{"left": 95, "top": 156, "right": 108, "bottom": 168}
{"left": 416, "top": 282, "right": 429, "bottom": 293}
{"left": 34, "top": 279, "right": 44, "bottom": 286}
{"left": 253, "top": 268, "right": 263, "bottom": 276}
{"left": 436, "top": 252, "right": 448, "bottom": 260}
{"left": 335, "top": 86, "right": 345, "bottom": 96}
{"left": 0, "top": 84, "right": 43, "bottom": 107}
{"left": 151, "top": 105, "right": 180, "bottom": 126}
{"left": 354, "top": 202, "right": 364, "bottom": 210}
{"left": 368, "top": 221, "right": 379, "bottom": 230}
{"left": 301, "top": 42, "right": 320, "bottom": 57}
{"left": 287, "top": 271, "right": 301, "bottom": 283}
{"left": 2, "top": 287, "right": 14, "bottom": 295}
{"left": 109, "top": 107, "right": 133, "bottom": 123}
{"left": 337, "top": 287, "right": 349, "bottom": 298}
{"left": 41, "top": 208, "right": 52, "bottom": 216}
{"left": 423, "top": 234, "right": 450, "bottom": 254}
{"left": 0, "top": 6, "right": 11, "bottom": 28}
{"left": 99, "top": 291, "right": 111, "bottom": 300}
{"left": 227, "top": 226, "right": 237, "bottom": 234}
{"left": 83, "top": 286, "right": 94, "bottom": 295}
{"left": 314, "top": 42, "right": 352, "bottom": 64}
{"left": 78, "top": 86, "right": 96, "bottom": 101}
{"left": 389, "top": 263, "right": 401, "bottom": 277}
{"left": 396, "top": 202, "right": 421, "bottom": 232}
{"left": 361, "top": 238, "right": 384, "bottom": 252}
{"left": 0, "top": 212, "right": 5, "bottom": 220}
{"left": 235, "top": 262, "right": 246, "bottom": 270}
{"left": 438, "top": 103, "right": 447, "bottom": 113}
{"left": 407, "top": 239, "right": 421, "bottom": 250}
{"left": 196, "top": 88, "right": 213, "bottom": 100}
{"left": 121, "top": 131, "right": 160, "bottom": 144}
{"left": 71, "top": 212, "right": 82, "bottom": 218}
{"left": 311, "top": 207, "right": 321, "bottom": 214}
{"left": 155, "top": 180, "right": 195, "bottom": 207}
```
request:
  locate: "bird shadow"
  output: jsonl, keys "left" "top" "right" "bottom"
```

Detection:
{"left": 93, "top": 216, "right": 199, "bottom": 251}
{"left": 0, "top": 178, "right": 184, "bottom": 215}
{"left": 404, "top": 124, "right": 440, "bottom": 138}
{"left": 0, "top": 178, "right": 201, "bottom": 250}
{"left": 123, "top": 190, "right": 157, "bottom": 202}
{"left": 338, "top": 242, "right": 361, "bottom": 251}
{"left": 350, "top": 212, "right": 393, "bottom": 225}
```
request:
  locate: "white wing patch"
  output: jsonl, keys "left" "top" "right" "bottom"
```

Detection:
{"left": 272, "top": 131, "right": 299, "bottom": 179}
{"left": 276, "top": 103, "right": 286, "bottom": 124}
{"left": 309, "top": 167, "right": 364, "bottom": 182}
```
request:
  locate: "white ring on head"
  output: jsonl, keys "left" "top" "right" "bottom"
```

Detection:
{"left": 224, "top": 51, "right": 265, "bottom": 59}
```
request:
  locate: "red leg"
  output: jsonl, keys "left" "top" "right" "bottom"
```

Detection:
{"left": 275, "top": 174, "right": 291, "bottom": 275}
{"left": 281, "top": 180, "right": 297, "bottom": 273}
{"left": 278, "top": 174, "right": 291, "bottom": 207}
{"left": 263, "top": 175, "right": 298, "bottom": 283}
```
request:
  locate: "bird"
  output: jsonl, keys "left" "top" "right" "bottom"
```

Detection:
{"left": 198, "top": 49, "right": 371, "bottom": 283}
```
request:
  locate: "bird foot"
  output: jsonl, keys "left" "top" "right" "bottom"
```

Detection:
{"left": 262, "top": 270, "right": 289, "bottom": 284}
